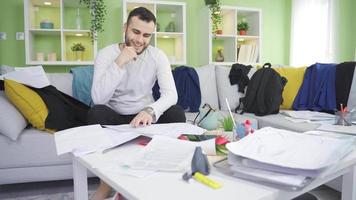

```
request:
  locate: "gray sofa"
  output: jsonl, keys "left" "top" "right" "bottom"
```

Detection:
{"left": 1, "top": 64, "right": 354, "bottom": 191}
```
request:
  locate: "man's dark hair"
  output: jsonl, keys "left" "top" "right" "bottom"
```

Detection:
{"left": 127, "top": 7, "right": 156, "bottom": 25}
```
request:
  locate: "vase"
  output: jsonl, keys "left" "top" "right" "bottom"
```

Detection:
{"left": 215, "top": 49, "right": 224, "bottom": 62}
{"left": 215, "top": 29, "right": 223, "bottom": 35}
{"left": 239, "top": 30, "right": 247, "bottom": 35}
{"left": 75, "top": 8, "right": 82, "bottom": 30}
{"left": 74, "top": 51, "right": 84, "bottom": 61}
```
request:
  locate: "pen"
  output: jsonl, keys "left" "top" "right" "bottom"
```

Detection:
{"left": 193, "top": 172, "right": 222, "bottom": 189}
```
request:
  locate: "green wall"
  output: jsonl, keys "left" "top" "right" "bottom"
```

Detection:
{"left": 0, "top": 0, "right": 355, "bottom": 72}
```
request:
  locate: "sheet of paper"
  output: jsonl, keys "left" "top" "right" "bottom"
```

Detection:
{"left": 227, "top": 153, "right": 323, "bottom": 178}
{"left": 226, "top": 127, "right": 355, "bottom": 170}
{"left": 0, "top": 66, "right": 50, "bottom": 88}
{"left": 280, "top": 110, "right": 334, "bottom": 121}
{"left": 316, "top": 124, "right": 356, "bottom": 135}
{"left": 230, "top": 165, "right": 308, "bottom": 187}
{"left": 124, "top": 135, "right": 196, "bottom": 172}
{"left": 106, "top": 123, "right": 206, "bottom": 138}
{"left": 54, "top": 125, "right": 114, "bottom": 156}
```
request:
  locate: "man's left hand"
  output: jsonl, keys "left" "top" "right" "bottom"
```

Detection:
{"left": 130, "top": 111, "right": 153, "bottom": 127}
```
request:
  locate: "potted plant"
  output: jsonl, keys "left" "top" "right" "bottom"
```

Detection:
{"left": 71, "top": 43, "right": 85, "bottom": 61}
{"left": 79, "top": 0, "right": 106, "bottom": 42}
{"left": 237, "top": 18, "right": 249, "bottom": 35}
{"left": 204, "top": 0, "right": 222, "bottom": 35}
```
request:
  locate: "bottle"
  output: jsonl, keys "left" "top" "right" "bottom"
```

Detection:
{"left": 75, "top": 8, "right": 82, "bottom": 30}
{"left": 244, "top": 120, "right": 254, "bottom": 135}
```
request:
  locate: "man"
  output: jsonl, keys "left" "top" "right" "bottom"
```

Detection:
{"left": 88, "top": 7, "right": 185, "bottom": 200}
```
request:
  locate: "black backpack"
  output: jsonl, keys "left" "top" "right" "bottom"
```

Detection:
{"left": 239, "top": 63, "right": 287, "bottom": 116}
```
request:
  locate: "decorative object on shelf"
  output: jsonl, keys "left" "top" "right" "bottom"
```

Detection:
{"left": 237, "top": 18, "right": 249, "bottom": 35}
{"left": 75, "top": 8, "right": 82, "bottom": 30}
{"left": 40, "top": 19, "right": 54, "bottom": 29}
{"left": 215, "top": 47, "right": 224, "bottom": 62}
{"left": 47, "top": 53, "right": 57, "bottom": 61}
{"left": 36, "top": 52, "right": 44, "bottom": 61}
{"left": 165, "top": 21, "right": 176, "bottom": 32}
{"left": 71, "top": 43, "right": 85, "bottom": 61}
{"left": 204, "top": 0, "right": 222, "bottom": 35}
{"left": 79, "top": 0, "right": 106, "bottom": 42}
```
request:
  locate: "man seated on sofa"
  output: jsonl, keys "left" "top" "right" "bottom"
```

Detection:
{"left": 88, "top": 7, "right": 186, "bottom": 200}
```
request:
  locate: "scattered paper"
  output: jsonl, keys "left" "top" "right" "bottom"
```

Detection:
{"left": 316, "top": 124, "right": 356, "bottom": 135}
{"left": 125, "top": 136, "right": 197, "bottom": 172}
{"left": 0, "top": 66, "right": 50, "bottom": 88}
{"left": 106, "top": 123, "right": 206, "bottom": 138}
{"left": 55, "top": 125, "right": 114, "bottom": 156}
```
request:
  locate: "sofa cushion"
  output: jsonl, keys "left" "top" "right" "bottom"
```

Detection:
{"left": 4, "top": 79, "right": 51, "bottom": 132}
{"left": 274, "top": 67, "right": 306, "bottom": 109}
{"left": 46, "top": 73, "right": 73, "bottom": 96}
{"left": 0, "top": 92, "right": 27, "bottom": 141}
{"left": 0, "top": 128, "right": 72, "bottom": 169}
{"left": 216, "top": 65, "right": 242, "bottom": 111}
{"left": 194, "top": 65, "right": 219, "bottom": 109}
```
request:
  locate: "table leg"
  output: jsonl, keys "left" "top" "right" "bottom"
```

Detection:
{"left": 342, "top": 165, "right": 356, "bottom": 200}
{"left": 73, "top": 158, "right": 88, "bottom": 200}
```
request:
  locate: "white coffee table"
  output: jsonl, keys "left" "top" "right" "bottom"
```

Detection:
{"left": 72, "top": 139, "right": 356, "bottom": 200}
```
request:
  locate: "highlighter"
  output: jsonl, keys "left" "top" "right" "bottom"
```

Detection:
{"left": 193, "top": 172, "right": 222, "bottom": 189}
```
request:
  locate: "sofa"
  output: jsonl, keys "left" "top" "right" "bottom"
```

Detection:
{"left": 1, "top": 64, "right": 355, "bottom": 191}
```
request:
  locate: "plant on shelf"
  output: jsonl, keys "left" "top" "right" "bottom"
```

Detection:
{"left": 204, "top": 0, "right": 222, "bottom": 35}
{"left": 79, "top": 0, "right": 106, "bottom": 42}
{"left": 71, "top": 43, "right": 85, "bottom": 61}
{"left": 237, "top": 18, "right": 249, "bottom": 35}
{"left": 71, "top": 43, "right": 86, "bottom": 52}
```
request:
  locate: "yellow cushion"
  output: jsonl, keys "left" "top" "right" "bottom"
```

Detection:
{"left": 274, "top": 67, "right": 307, "bottom": 109}
{"left": 4, "top": 79, "right": 53, "bottom": 132}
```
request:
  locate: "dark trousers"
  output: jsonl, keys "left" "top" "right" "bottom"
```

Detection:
{"left": 87, "top": 104, "right": 186, "bottom": 125}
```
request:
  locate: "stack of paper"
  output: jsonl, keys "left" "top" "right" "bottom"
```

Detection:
{"left": 225, "top": 127, "right": 355, "bottom": 188}
{"left": 280, "top": 110, "right": 335, "bottom": 124}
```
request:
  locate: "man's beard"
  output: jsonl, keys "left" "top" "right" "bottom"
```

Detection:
{"left": 124, "top": 32, "right": 148, "bottom": 55}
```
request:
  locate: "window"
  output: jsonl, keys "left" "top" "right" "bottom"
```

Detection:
{"left": 290, "top": 0, "right": 335, "bottom": 66}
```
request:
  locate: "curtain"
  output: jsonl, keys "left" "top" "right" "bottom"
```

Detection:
{"left": 290, "top": 0, "right": 336, "bottom": 66}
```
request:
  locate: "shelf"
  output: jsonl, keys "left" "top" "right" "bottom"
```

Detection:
{"left": 63, "top": 32, "right": 93, "bottom": 61}
{"left": 29, "top": 29, "right": 61, "bottom": 35}
{"left": 206, "top": 6, "right": 261, "bottom": 65}
{"left": 156, "top": 34, "right": 184, "bottom": 64}
{"left": 63, "top": 0, "right": 90, "bottom": 30}
{"left": 212, "top": 37, "right": 236, "bottom": 63}
{"left": 24, "top": 0, "right": 97, "bottom": 65}
{"left": 28, "top": 0, "right": 61, "bottom": 29}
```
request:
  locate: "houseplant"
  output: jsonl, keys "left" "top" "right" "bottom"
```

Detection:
{"left": 71, "top": 43, "right": 85, "bottom": 61}
{"left": 79, "top": 0, "right": 106, "bottom": 42}
{"left": 204, "top": 0, "right": 222, "bottom": 35}
{"left": 237, "top": 18, "right": 249, "bottom": 35}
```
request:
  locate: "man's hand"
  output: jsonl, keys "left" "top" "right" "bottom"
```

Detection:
{"left": 115, "top": 44, "right": 137, "bottom": 68}
{"left": 130, "top": 111, "right": 153, "bottom": 127}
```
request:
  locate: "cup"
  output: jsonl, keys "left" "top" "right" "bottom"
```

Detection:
{"left": 334, "top": 111, "right": 352, "bottom": 126}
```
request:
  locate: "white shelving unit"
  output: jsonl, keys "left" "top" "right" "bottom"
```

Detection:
{"left": 123, "top": 0, "right": 186, "bottom": 65}
{"left": 24, "top": 0, "right": 97, "bottom": 65}
{"left": 203, "top": 6, "right": 262, "bottom": 66}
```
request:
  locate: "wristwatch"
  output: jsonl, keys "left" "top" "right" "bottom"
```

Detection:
{"left": 142, "top": 107, "right": 156, "bottom": 122}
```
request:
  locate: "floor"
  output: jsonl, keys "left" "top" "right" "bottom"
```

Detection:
{"left": 0, "top": 178, "right": 341, "bottom": 200}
